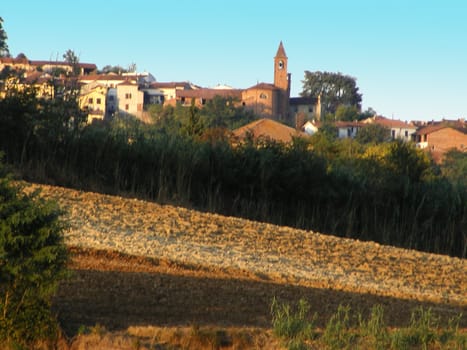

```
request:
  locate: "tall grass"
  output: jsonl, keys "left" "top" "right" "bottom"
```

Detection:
{"left": 1, "top": 97, "right": 466, "bottom": 258}
{"left": 271, "top": 299, "right": 466, "bottom": 350}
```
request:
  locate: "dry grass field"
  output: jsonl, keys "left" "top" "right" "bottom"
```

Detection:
{"left": 25, "top": 183, "right": 466, "bottom": 349}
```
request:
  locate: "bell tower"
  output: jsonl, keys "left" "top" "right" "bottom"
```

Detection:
{"left": 274, "top": 41, "right": 288, "bottom": 90}
{"left": 274, "top": 41, "right": 291, "bottom": 120}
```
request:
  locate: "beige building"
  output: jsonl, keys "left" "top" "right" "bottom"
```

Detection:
{"left": 79, "top": 83, "right": 108, "bottom": 123}
{"left": 150, "top": 82, "right": 198, "bottom": 105}
{"left": 116, "top": 81, "right": 144, "bottom": 118}
{"left": 0, "top": 56, "right": 96, "bottom": 76}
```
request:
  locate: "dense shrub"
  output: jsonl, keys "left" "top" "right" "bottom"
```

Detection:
{"left": 0, "top": 158, "right": 68, "bottom": 347}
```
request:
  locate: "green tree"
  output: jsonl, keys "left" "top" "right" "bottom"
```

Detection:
{"left": 62, "top": 49, "right": 80, "bottom": 76}
{"left": 0, "top": 160, "right": 68, "bottom": 347}
{"left": 0, "top": 17, "right": 9, "bottom": 57}
{"left": 200, "top": 95, "right": 256, "bottom": 129}
{"left": 356, "top": 124, "right": 391, "bottom": 144}
{"left": 98, "top": 64, "right": 128, "bottom": 74}
{"left": 301, "top": 71, "right": 362, "bottom": 115}
{"left": 181, "top": 99, "right": 204, "bottom": 138}
{"left": 127, "top": 62, "right": 137, "bottom": 73}
{"left": 334, "top": 105, "right": 360, "bottom": 121}
{"left": 440, "top": 150, "right": 467, "bottom": 187}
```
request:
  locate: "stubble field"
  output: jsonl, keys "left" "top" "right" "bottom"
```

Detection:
{"left": 26, "top": 183, "right": 466, "bottom": 348}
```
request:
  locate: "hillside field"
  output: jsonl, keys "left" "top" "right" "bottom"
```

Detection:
{"left": 25, "top": 183, "right": 466, "bottom": 348}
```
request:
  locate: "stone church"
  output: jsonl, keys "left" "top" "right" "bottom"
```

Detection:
{"left": 174, "top": 42, "right": 321, "bottom": 125}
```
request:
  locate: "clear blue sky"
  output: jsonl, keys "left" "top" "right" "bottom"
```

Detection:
{"left": 2, "top": 0, "right": 466, "bottom": 121}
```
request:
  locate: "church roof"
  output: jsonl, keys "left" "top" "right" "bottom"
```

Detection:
{"left": 232, "top": 118, "right": 306, "bottom": 143}
{"left": 245, "top": 82, "right": 278, "bottom": 91}
{"left": 176, "top": 88, "right": 242, "bottom": 99}
{"left": 275, "top": 41, "right": 287, "bottom": 59}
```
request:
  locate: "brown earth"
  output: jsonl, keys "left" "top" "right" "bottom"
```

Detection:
{"left": 24, "top": 183, "right": 466, "bottom": 337}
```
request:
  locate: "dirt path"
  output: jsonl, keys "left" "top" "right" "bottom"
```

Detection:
{"left": 25, "top": 183, "right": 466, "bottom": 335}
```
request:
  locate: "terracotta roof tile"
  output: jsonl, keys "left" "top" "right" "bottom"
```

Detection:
{"left": 150, "top": 82, "right": 193, "bottom": 89}
{"left": 369, "top": 116, "right": 415, "bottom": 129}
{"left": 245, "top": 82, "right": 278, "bottom": 91}
{"left": 416, "top": 124, "right": 467, "bottom": 135}
{"left": 334, "top": 121, "right": 364, "bottom": 128}
{"left": 233, "top": 118, "right": 306, "bottom": 143}
{"left": 80, "top": 74, "right": 128, "bottom": 81}
{"left": 176, "top": 88, "right": 242, "bottom": 99}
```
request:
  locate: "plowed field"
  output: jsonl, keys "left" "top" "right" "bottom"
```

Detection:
{"left": 25, "top": 184, "right": 466, "bottom": 336}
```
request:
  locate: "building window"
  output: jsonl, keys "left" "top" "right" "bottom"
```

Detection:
{"left": 125, "top": 104, "right": 129, "bottom": 111}
{"left": 125, "top": 93, "right": 132, "bottom": 99}
{"left": 259, "top": 93, "right": 268, "bottom": 99}
{"left": 88, "top": 98, "right": 93, "bottom": 104}
{"left": 391, "top": 130, "right": 396, "bottom": 139}
{"left": 405, "top": 130, "right": 408, "bottom": 138}
{"left": 96, "top": 98, "right": 101, "bottom": 105}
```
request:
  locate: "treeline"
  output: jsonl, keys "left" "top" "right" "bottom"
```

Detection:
{"left": 0, "top": 87, "right": 466, "bottom": 258}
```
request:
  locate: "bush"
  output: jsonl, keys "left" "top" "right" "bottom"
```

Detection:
{"left": 322, "top": 304, "right": 357, "bottom": 349}
{"left": 271, "top": 297, "right": 316, "bottom": 349}
{"left": 0, "top": 159, "right": 68, "bottom": 347}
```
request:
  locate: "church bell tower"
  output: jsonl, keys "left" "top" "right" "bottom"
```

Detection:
{"left": 274, "top": 41, "right": 288, "bottom": 90}
{"left": 274, "top": 41, "right": 291, "bottom": 120}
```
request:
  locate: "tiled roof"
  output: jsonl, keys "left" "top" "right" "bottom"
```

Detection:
{"left": 176, "top": 88, "right": 242, "bottom": 99}
{"left": 289, "top": 97, "right": 318, "bottom": 105}
{"left": 415, "top": 124, "right": 467, "bottom": 135}
{"left": 30, "top": 60, "right": 97, "bottom": 70}
{"left": 233, "top": 118, "right": 306, "bottom": 143}
{"left": 0, "top": 57, "right": 28, "bottom": 64}
{"left": 368, "top": 116, "right": 415, "bottom": 129}
{"left": 150, "top": 82, "right": 193, "bottom": 89}
{"left": 21, "top": 72, "right": 51, "bottom": 84}
{"left": 79, "top": 74, "right": 128, "bottom": 81}
{"left": 334, "top": 121, "right": 364, "bottom": 128}
{"left": 245, "top": 82, "right": 278, "bottom": 91}
{"left": 117, "top": 80, "right": 138, "bottom": 86}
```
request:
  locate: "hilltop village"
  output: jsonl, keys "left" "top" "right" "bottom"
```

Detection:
{"left": 1, "top": 42, "right": 466, "bottom": 162}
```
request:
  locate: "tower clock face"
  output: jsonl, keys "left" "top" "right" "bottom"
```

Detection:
{"left": 278, "top": 60, "right": 284, "bottom": 69}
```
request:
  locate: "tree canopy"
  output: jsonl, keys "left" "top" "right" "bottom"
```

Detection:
{"left": 62, "top": 49, "right": 80, "bottom": 76}
{"left": 356, "top": 124, "right": 391, "bottom": 144}
{"left": 0, "top": 160, "right": 68, "bottom": 346}
{"left": 301, "top": 71, "right": 362, "bottom": 115}
{"left": 0, "top": 17, "right": 9, "bottom": 57}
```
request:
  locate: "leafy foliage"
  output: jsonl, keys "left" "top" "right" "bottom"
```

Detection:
{"left": 356, "top": 124, "right": 391, "bottom": 144}
{"left": 301, "top": 71, "right": 362, "bottom": 114}
{"left": 0, "top": 159, "right": 68, "bottom": 347}
{"left": 0, "top": 17, "right": 9, "bottom": 57}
